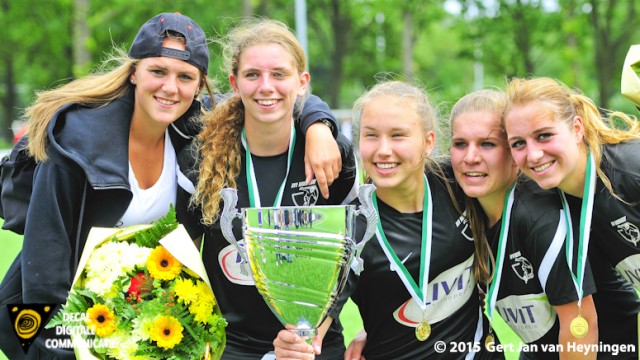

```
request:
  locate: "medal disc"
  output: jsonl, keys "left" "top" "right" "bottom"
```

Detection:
{"left": 570, "top": 315, "right": 588, "bottom": 338}
{"left": 415, "top": 321, "right": 431, "bottom": 341}
{"left": 484, "top": 333, "right": 495, "bottom": 350}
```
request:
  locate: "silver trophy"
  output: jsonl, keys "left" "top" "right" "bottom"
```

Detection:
{"left": 220, "top": 185, "right": 378, "bottom": 337}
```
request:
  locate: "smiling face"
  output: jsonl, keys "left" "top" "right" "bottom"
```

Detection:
{"left": 451, "top": 110, "right": 517, "bottom": 205}
{"left": 130, "top": 37, "right": 201, "bottom": 129}
{"left": 229, "top": 43, "right": 309, "bottom": 128}
{"left": 358, "top": 95, "right": 435, "bottom": 195}
{"left": 504, "top": 101, "right": 586, "bottom": 196}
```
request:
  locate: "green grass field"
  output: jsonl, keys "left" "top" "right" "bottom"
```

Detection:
{"left": 0, "top": 221, "right": 520, "bottom": 359}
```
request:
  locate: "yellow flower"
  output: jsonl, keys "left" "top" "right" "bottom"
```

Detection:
{"left": 147, "top": 246, "right": 182, "bottom": 280}
{"left": 189, "top": 280, "right": 216, "bottom": 323}
{"left": 85, "top": 304, "right": 117, "bottom": 337}
{"left": 150, "top": 315, "right": 184, "bottom": 349}
{"left": 174, "top": 278, "right": 198, "bottom": 304}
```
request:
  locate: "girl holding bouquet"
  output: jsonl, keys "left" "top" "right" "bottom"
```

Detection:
{"left": 178, "top": 18, "right": 359, "bottom": 360}
{"left": 503, "top": 77, "right": 640, "bottom": 357}
{"left": 0, "top": 12, "right": 339, "bottom": 359}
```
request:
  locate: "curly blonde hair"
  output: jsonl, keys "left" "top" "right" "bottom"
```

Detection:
{"left": 504, "top": 77, "right": 640, "bottom": 198}
{"left": 191, "top": 18, "right": 307, "bottom": 225}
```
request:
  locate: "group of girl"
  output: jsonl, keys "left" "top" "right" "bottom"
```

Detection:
{"left": 2, "top": 9, "right": 640, "bottom": 360}
{"left": 275, "top": 79, "right": 640, "bottom": 359}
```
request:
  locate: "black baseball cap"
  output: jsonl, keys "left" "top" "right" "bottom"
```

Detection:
{"left": 128, "top": 12, "right": 209, "bottom": 74}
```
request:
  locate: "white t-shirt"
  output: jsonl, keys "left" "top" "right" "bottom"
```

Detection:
{"left": 118, "top": 131, "right": 177, "bottom": 227}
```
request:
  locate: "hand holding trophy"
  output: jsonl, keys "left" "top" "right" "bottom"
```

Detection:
{"left": 220, "top": 184, "right": 378, "bottom": 339}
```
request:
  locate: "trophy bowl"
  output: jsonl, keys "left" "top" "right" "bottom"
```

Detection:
{"left": 220, "top": 185, "right": 377, "bottom": 337}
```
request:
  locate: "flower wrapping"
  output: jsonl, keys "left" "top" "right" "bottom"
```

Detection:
{"left": 46, "top": 209, "right": 227, "bottom": 359}
{"left": 622, "top": 44, "right": 640, "bottom": 106}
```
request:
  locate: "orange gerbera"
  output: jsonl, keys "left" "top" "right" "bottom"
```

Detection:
{"left": 85, "top": 304, "right": 116, "bottom": 337}
{"left": 147, "top": 246, "right": 182, "bottom": 280}
{"left": 150, "top": 315, "right": 184, "bottom": 349}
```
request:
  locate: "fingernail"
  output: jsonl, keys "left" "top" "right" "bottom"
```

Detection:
{"left": 314, "top": 344, "right": 321, "bottom": 354}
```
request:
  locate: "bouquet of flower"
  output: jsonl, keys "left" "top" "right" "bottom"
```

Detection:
{"left": 46, "top": 207, "right": 227, "bottom": 359}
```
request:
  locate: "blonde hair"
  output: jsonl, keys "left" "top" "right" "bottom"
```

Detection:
{"left": 352, "top": 80, "right": 437, "bottom": 161}
{"left": 192, "top": 18, "right": 308, "bottom": 225}
{"left": 504, "top": 77, "right": 640, "bottom": 198}
{"left": 26, "top": 33, "right": 212, "bottom": 163}
{"left": 448, "top": 89, "right": 507, "bottom": 285}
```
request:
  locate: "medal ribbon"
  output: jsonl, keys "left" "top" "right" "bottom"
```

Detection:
{"left": 559, "top": 150, "right": 595, "bottom": 307}
{"left": 241, "top": 122, "right": 296, "bottom": 207}
{"left": 372, "top": 174, "right": 432, "bottom": 311}
{"left": 485, "top": 183, "right": 516, "bottom": 323}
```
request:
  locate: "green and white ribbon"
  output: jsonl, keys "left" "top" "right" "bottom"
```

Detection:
{"left": 559, "top": 150, "right": 596, "bottom": 307}
{"left": 372, "top": 175, "right": 432, "bottom": 311}
{"left": 485, "top": 183, "right": 516, "bottom": 323}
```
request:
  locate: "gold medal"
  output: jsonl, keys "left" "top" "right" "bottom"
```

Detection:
{"left": 415, "top": 320, "right": 431, "bottom": 341}
{"left": 484, "top": 333, "right": 495, "bottom": 350}
{"left": 570, "top": 315, "right": 588, "bottom": 338}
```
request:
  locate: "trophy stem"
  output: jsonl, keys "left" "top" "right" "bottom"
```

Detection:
{"left": 290, "top": 328, "right": 317, "bottom": 345}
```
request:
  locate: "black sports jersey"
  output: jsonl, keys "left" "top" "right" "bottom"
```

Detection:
{"left": 566, "top": 141, "right": 640, "bottom": 358}
{"left": 591, "top": 141, "right": 640, "bottom": 289}
{"left": 345, "top": 170, "right": 485, "bottom": 360}
{"left": 487, "top": 179, "right": 596, "bottom": 359}
{"left": 179, "top": 129, "right": 358, "bottom": 360}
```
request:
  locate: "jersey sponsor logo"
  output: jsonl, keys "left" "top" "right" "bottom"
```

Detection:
{"left": 495, "top": 293, "right": 556, "bottom": 343}
{"left": 610, "top": 216, "right": 640, "bottom": 246}
{"left": 615, "top": 254, "right": 640, "bottom": 292}
{"left": 291, "top": 180, "right": 319, "bottom": 206}
{"left": 218, "top": 242, "right": 255, "bottom": 285}
{"left": 509, "top": 251, "right": 534, "bottom": 284}
{"left": 456, "top": 211, "right": 474, "bottom": 241}
{"left": 393, "top": 256, "right": 475, "bottom": 327}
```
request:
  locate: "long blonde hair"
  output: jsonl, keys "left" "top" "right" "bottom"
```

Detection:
{"left": 449, "top": 89, "right": 507, "bottom": 285}
{"left": 504, "top": 77, "right": 640, "bottom": 198}
{"left": 192, "top": 19, "right": 308, "bottom": 225}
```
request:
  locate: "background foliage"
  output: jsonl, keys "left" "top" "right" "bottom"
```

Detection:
{"left": 2, "top": 0, "right": 639, "bottom": 143}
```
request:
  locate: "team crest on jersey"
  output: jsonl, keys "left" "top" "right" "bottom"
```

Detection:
{"left": 218, "top": 242, "right": 255, "bottom": 285}
{"left": 290, "top": 180, "right": 319, "bottom": 206}
{"left": 510, "top": 251, "right": 534, "bottom": 284}
{"left": 610, "top": 216, "right": 640, "bottom": 246}
{"left": 455, "top": 211, "right": 475, "bottom": 241}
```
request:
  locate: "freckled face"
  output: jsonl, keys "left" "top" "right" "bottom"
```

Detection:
{"left": 229, "top": 43, "right": 309, "bottom": 128}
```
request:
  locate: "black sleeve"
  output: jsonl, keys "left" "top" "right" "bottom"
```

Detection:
{"left": 327, "top": 134, "right": 358, "bottom": 204}
{"left": 295, "top": 94, "right": 338, "bottom": 139}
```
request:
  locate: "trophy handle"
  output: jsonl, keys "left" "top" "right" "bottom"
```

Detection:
{"left": 220, "top": 188, "right": 249, "bottom": 265}
{"left": 352, "top": 184, "right": 378, "bottom": 275}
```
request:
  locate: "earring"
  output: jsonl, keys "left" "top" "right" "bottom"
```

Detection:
{"left": 130, "top": 78, "right": 136, "bottom": 85}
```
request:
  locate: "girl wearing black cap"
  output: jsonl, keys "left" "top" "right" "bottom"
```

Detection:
{"left": 177, "top": 18, "right": 358, "bottom": 360}
{"left": 0, "top": 12, "right": 340, "bottom": 359}
{"left": 504, "top": 77, "right": 640, "bottom": 358}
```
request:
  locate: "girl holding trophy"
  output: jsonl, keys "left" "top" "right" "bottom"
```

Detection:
{"left": 503, "top": 77, "right": 640, "bottom": 358}
{"left": 178, "top": 18, "right": 358, "bottom": 359}
{"left": 450, "top": 89, "right": 598, "bottom": 358}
